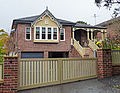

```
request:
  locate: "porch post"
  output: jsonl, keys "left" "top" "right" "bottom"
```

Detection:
{"left": 87, "top": 29, "right": 90, "bottom": 40}
{"left": 101, "top": 30, "right": 105, "bottom": 41}
{"left": 104, "top": 30, "right": 107, "bottom": 39}
{"left": 73, "top": 28, "right": 75, "bottom": 39}
{"left": 91, "top": 29, "right": 93, "bottom": 40}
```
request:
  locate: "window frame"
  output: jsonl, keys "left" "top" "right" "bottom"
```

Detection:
{"left": 53, "top": 27, "right": 58, "bottom": 40}
{"left": 35, "top": 27, "right": 40, "bottom": 39}
{"left": 41, "top": 27, "right": 46, "bottom": 40}
{"left": 60, "top": 28, "right": 65, "bottom": 41}
{"left": 34, "top": 26, "right": 58, "bottom": 41}
{"left": 25, "top": 27, "right": 31, "bottom": 40}
{"left": 47, "top": 27, "right": 52, "bottom": 40}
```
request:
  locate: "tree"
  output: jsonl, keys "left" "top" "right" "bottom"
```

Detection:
{"left": 95, "top": 0, "right": 120, "bottom": 17}
{"left": 0, "top": 29, "right": 9, "bottom": 62}
{"left": 76, "top": 21, "right": 88, "bottom": 25}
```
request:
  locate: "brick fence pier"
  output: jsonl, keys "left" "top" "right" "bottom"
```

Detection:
{"left": 0, "top": 56, "right": 18, "bottom": 93}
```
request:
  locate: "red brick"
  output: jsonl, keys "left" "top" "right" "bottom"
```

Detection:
{"left": 97, "top": 49, "right": 112, "bottom": 78}
{"left": 3, "top": 57, "right": 18, "bottom": 93}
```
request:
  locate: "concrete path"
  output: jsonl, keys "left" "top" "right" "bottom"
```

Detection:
{"left": 19, "top": 75, "right": 120, "bottom": 93}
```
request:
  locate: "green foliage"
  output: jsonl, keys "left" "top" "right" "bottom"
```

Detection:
{"left": 0, "top": 56, "right": 4, "bottom": 62}
{"left": 0, "top": 29, "right": 9, "bottom": 62}
{"left": 76, "top": 21, "right": 88, "bottom": 25}
{"left": 102, "top": 40, "right": 120, "bottom": 50}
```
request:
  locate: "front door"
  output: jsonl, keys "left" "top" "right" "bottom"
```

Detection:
{"left": 74, "top": 30, "right": 81, "bottom": 44}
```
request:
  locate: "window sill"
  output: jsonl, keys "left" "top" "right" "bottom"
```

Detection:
{"left": 34, "top": 40, "right": 59, "bottom": 43}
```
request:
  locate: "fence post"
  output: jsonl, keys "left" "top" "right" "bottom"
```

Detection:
{"left": 3, "top": 56, "right": 18, "bottom": 93}
{"left": 58, "top": 59, "right": 63, "bottom": 83}
{"left": 97, "top": 49, "right": 112, "bottom": 78}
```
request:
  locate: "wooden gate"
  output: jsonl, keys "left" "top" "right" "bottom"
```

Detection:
{"left": 112, "top": 50, "right": 120, "bottom": 65}
{"left": 18, "top": 58, "right": 97, "bottom": 90}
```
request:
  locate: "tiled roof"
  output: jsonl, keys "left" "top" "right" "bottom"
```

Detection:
{"left": 74, "top": 23, "right": 106, "bottom": 29}
{"left": 12, "top": 9, "right": 106, "bottom": 29}
{"left": 13, "top": 15, "right": 75, "bottom": 26}
{"left": 97, "top": 16, "right": 120, "bottom": 26}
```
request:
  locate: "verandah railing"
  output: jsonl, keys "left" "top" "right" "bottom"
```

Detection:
{"left": 88, "top": 40, "right": 99, "bottom": 51}
{"left": 73, "top": 39, "right": 85, "bottom": 57}
{"left": 112, "top": 50, "right": 120, "bottom": 65}
{"left": 18, "top": 58, "right": 97, "bottom": 90}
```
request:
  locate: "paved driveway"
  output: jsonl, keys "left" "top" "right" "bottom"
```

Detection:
{"left": 19, "top": 75, "right": 120, "bottom": 93}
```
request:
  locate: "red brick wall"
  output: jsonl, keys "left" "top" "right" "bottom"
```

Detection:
{"left": 16, "top": 24, "right": 74, "bottom": 58}
{"left": 3, "top": 56, "right": 18, "bottom": 93}
{"left": 97, "top": 49, "right": 112, "bottom": 78}
{"left": 69, "top": 47, "right": 82, "bottom": 58}
{"left": 112, "top": 65, "right": 120, "bottom": 75}
{"left": 97, "top": 19, "right": 120, "bottom": 40}
{"left": 0, "top": 84, "right": 3, "bottom": 93}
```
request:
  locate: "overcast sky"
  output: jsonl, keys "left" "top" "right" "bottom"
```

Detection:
{"left": 0, "top": 0, "right": 114, "bottom": 33}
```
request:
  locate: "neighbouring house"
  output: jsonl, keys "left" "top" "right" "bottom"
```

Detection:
{"left": 97, "top": 16, "right": 120, "bottom": 41}
{"left": 7, "top": 8, "right": 106, "bottom": 58}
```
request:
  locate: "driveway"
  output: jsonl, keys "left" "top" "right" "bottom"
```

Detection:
{"left": 19, "top": 75, "right": 120, "bottom": 93}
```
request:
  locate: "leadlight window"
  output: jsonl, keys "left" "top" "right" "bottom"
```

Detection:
{"left": 53, "top": 28, "right": 57, "bottom": 40}
{"left": 42, "top": 27, "right": 46, "bottom": 39}
{"left": 48, "top": 28, "right": 52, "bottom": 39}
{"left": 26, "top": 27, "right": 31, "bottom": 40}
{"left": 34, "top": 27, "right": 58, "bottom": 41}
{"left": 36, "top": 27, "right": 40, "bottom": 39}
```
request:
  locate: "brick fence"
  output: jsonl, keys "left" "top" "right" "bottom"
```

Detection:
{"left": 0, "top": 56, "right": 18, "bottom": 93}
{"left": 97, "top": 49, "right": 120, "bottom": 77}
{"left": 0, "top": 49, "right": 120, "bottom": 92}
{"left": 97, "top": 49, "right": 112, "bottom": 78}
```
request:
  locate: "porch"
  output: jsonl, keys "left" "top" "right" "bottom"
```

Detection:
{"left": 73, "top": 24, "right": 107, "bottom": 47}
{"left": 72, "top": 23, "right": 107, "bottom": 57}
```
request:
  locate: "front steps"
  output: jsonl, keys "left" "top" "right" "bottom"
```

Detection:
{"left": 73, "top": 39, "right": 98, "bottom": 58}
{"left": 84, "top": 47, "right": 94, "bottom": 58}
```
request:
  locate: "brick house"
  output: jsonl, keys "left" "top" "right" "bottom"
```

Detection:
{"left": 97, "top": 16, "right": 120, "bottom": 41}
{"left": 7, "top": 8, "right": 106, "bottom": 58}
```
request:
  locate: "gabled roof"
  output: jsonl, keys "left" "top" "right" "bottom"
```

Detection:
{"left": 97, "top": 16, "right": 120, "bottom": 27}
{"left": 12, "top": 9, "right": 106, "bottom": 30}
{"left": 12, "top": 9, "right": 75, "bottom": 28}
{"left": 74, "top": 23, "right": 106, "bottom": 29}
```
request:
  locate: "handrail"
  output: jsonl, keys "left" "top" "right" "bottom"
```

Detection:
{"left": 73, "top": 39, "right": 85, "bottom": 57}
{"left": 88, "top": 40, "right": 99, "bottom": 51}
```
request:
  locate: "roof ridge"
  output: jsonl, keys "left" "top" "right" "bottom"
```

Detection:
{"left": 97, "top": 16, "right": 120, "bottom": 26}
{"left": 14, "top": 14, "right": 40, "bottom": 21}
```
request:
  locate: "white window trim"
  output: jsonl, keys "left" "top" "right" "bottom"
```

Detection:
{"left": 34, "top": 26, "right": 58, "bottom": 41}
{"left": 53, "top": 27, "right": 58, "bottom": 41}
{"left": 47, "top": 27, "right": 52, "bottom": 40}
{"left": 41, "top": 27, "right": 46, "bottom": 40}
{"left": 60, "top": 28, "right": 65, "bottom": 41}
{"left": 35, "top": 27, "right": 40, "bottom": 40}
{"left": 25, "top": 27, "right": 31, "bottom": 40}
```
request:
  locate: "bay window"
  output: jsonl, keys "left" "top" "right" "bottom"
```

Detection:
{"left": 26, "top": 27, "right": 31, "bottom": 40}
{"left": 35, "top": 27, "right": 58, "bottom": 41}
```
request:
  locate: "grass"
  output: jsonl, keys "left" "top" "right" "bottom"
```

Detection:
{"left": 116, "top": 86, "right": 120, "bottom": 89}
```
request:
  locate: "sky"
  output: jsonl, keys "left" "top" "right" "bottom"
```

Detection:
{"left": 0, "top": 0, "right": 114, "bottom": 33}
